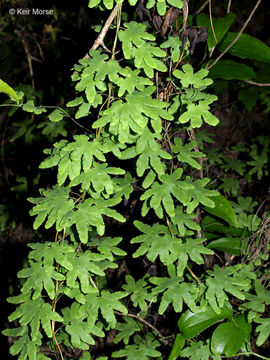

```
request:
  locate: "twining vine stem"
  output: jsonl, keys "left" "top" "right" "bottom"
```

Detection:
{"left": 114, "top": 311, "right": 168, "bottom": 344}
{"left": 206, "top": 0, "right": 262, "bottom": 70}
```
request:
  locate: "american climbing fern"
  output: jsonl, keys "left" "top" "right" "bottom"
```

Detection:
{"left": 3, "top": 2, "right": 269, "bottom": 360}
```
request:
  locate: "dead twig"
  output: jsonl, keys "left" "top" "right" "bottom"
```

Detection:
{"left": 206, "top": 0, "right": 261, "bottom": 70}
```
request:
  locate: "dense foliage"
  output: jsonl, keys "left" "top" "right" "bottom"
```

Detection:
{"left": 1, "top": 0, "right": 270, "bottom": 359}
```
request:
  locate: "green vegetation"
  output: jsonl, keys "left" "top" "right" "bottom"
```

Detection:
{"left": 1, "top": 0, "right": 270, "bottom": 359}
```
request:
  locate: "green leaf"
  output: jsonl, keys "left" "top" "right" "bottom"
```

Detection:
{"left": 22, "top": 100, "right": 46, "bottom": 114}
{"left": 203, "top": 195, "right": 237, "bottom": 227}
{"left": 211, "top": 315, "right": 251, "bottom": 356}
{"left": 17, "top": 261, "right": 65, "bottom": 299}
{"left": 93, "top": 87, "right": 172, "bottom": 143}
{"left": 168, "top": 334, "right": 185, "bottom": 360}
{"left": 242, "top": 280, "right": 270, "bottom": 322}
{"left": 174, "top": 237, "right": 213, "bottom": 276}
{"left": 173, "top": 64, "right": 213, "bottom": 89}
{"left": 112, "top": 333, "right": 161, "bottom": 359}
{"left": 184, "top": 176, "right": 219, "bottom": 214}
{"left": 116, "top": 67, "right": 152, "bottom": 96}
{"left": 88, "top": 237, "right": 126, "bottom": 260}
{"left": 170, "top": 206, "right": 201, "bottom": 237}
{"left": 140, "top": 168, "right": 194, "bottom": 218}
{"left": 28, "top": 186, "right": 74, "bottom": 231}
{"left": 62, "top": 302, "right": 104, "bottom": 350}
{"left": 206, "top": 237, "right": 242, "bottom": 256}
{"left": 201, "top": 215, "right": 244, "bottom": 237}
{"left": 40, "top": 135, "right": 106, "bottom": 185}
{"left": 254, "top": 317, "right": 270, "bottom": 346}
{"left": 161, "top": 36, "right": 182, "bottom": 63}
{"left": 114, "top": 317, "right": 141, "bottom": 344}
{"left": 221, "top": 157, "right": 246, "bottom": 175}
{"left": 133, "top": 43, "right": 167, "bottom": 78}
{"left": 173, "top": 139, "right": 205, "bottom": 170}
{"left": 69, "top": 162, "right": 125, "bottom": 194}
{"left": 131, "top": 221, "right": 212, "bottom": 275}
{"left": 205, "top": 264, "right": 255, "bottom": 313}
{"left": 48, "top": 109, "right": 66, "bottom": 122}
{"left": 209, "top": 60, "right": 256, "bottom": 80}
{"left": 118, "top": 22, "right": 166, "bottom": 78}
{"left": 156, "top": 0, "right": 166, "bottom": 16}
{"left": 197, "top": 13, "right": 236, "bottom": 51}
{"left": 28, "top": 242, "right": 74, "bottom": 273}
{"left": 66, "top": 251, "right": 105, "bottom": 293}
{"left": 150, "top": 272, "right": 199, "bottom": 314}
{"left": 195, "top": 130, "right": 215, "bottom": 149}
{"left": 37, "top": 120, "right": 67, "bottom": 139}
{"left": 218, "top": 32, "right": 270, "bottom": 64}
{"left": 179, "top": 99, "right": 219, "bottom": 128}
{"left": 178, "top": 303, "right": 233, "bottom": 339}
{"left": 122, "top": 275, "right": 154, "bottom": 311}
{"left": 145, "top": 0, "right": 183, "bottom": 15}
{"left": 118, "top": 21, "right": 156, "bottom": 59}
{"left": 121, "top": 128, "right": 171, "bottom": 176}
{"left": 66, "top": 96, "right": 84, "bottom": 107}
{"left": 180, "top": 340, "right": 221, "bottom": 360}
{"left": 247, "top": 144, "right": 268, "bottom": 180}
{"left": 131, "top": 221, "right": 178, "bottom": 265}
{"left": 81, "top": 290, "right": 128, "bottom": 328}
{"left": 113, "top": 172, "right": 134, "bottom": 201}
{"left": 238, "top": 87, "right": 259, "bottom": 112}
{"left": 74, "top": 50, "right": 125, "bottom": 94}
{"left": 218, "top": 177, "right": 239, "bottom": 197}
{"left": 8, "top": 297, "right": 63, "bottom": 341}
{"left": 71, "top": 197, "right": 125, "bottom": 239}
{"left": 167, "top": 0, "right": 183, "bottom": 7}
{"left": 3, "top": 326, "right": 41, "bottom": 360}
{"left": 0, "top": 78, "right": 19, "bottom": 103}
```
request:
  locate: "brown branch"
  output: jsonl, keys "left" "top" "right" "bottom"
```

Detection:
{"left": 82, "top": 2, "right": 122, "bottom": 59}
{"left": 209, "top": 0, "right": 217, "bottom": 44}
{"left": 182, "top": 0, "right": 189, "bottom": 31}
{"left": 72, "top": 2, "right": 122, "bottom": 75}
{"left": 244, "top": 79, "right": 270, "bottom": 87}
{"left": 227, "top": 0, "right": 232, "bottom": 14}
{"left": 206, "top": 0, "right": 261, "bottom": 70}
{"left": 195, "top": 0, "right": 210, "bottom": 15}
{"left": 114, "top": 311, "right": 168, "bottom": 344}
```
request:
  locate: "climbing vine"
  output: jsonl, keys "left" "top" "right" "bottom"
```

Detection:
{"left": 2, "top": 1, "right": 270, "bottom": 359}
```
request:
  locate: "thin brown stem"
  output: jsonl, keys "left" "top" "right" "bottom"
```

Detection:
{"left": 114, "top": 311, "right": 167, "bottom": 344}
{"left": 244, "top": 79, "right": 270, "bottom": 87}
{"left": 182, "top": 0, "right": 189, "bottom": 31}
{"left": 195, "top": 0, "right": 210, "bottom": 15}
{"left": 91, "top": 2, "right": 122, "bottom": 53}
{"left": 206, "top": 0, "right": 261, "bottom": 70}
{"left": 111, "top": 3, "right": 122, "bottom": 59}
{"left": 227, "top": 0, "right": 232, "bottom": 14}
{"left": 209, "top": 0, "right": 217, "bottom": 44}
